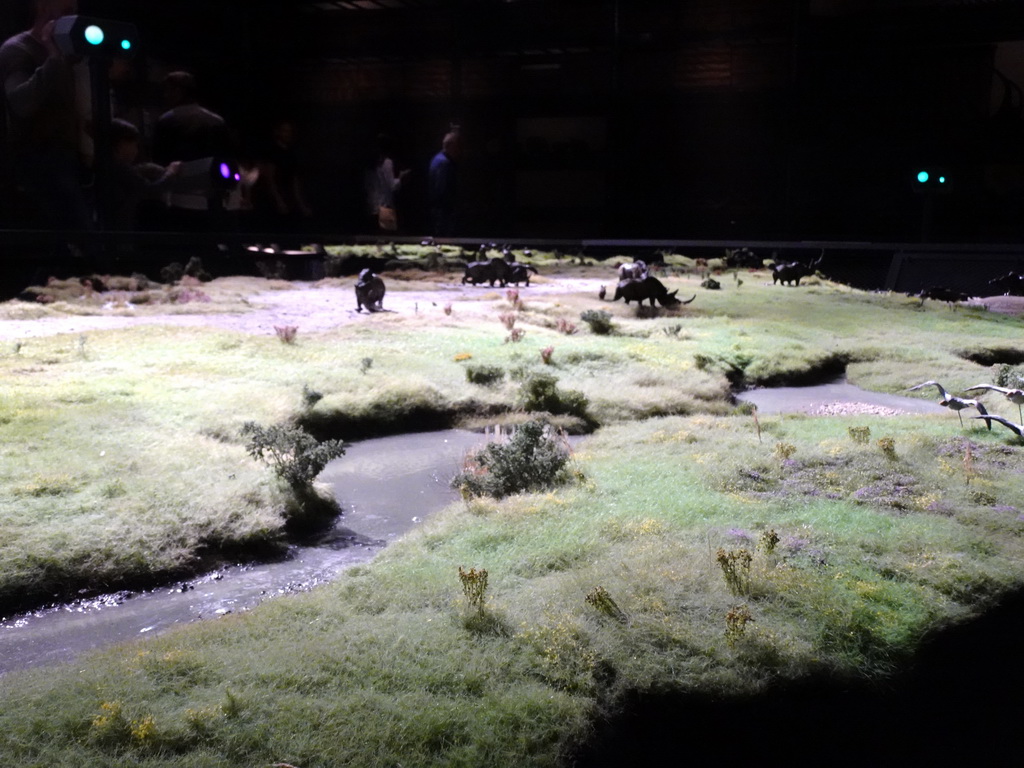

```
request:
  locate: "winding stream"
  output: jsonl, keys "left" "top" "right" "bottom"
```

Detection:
{"left": 0, "top": 429, "right": 496, "bottom": 676}
{"left": 0, "top": 380, "right": 940, "bottom": 676}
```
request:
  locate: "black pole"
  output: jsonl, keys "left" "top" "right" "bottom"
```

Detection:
{"left": 89, "top": 58, "right": 112, "bottom": 232}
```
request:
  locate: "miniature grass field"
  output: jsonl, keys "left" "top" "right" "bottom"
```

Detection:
{"left": 1, "top": 256, "right": 1023, "bottom": 765}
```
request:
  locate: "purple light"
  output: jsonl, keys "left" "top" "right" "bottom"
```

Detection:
{"left": 233, "top": 173, "right": 241, "bottom": 182}
{"left": 219, "top": 162, "right": 231, "bottom": 179}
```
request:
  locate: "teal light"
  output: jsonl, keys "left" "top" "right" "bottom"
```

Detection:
{"left": 916, "top": 171, "right": 929, "bottom": 183}
{"left": 938, "top": 175, "right": 946, "bottom": 184}
{"left": 84, "top": 24, "right": 104, "bottom": 45}
{"left": 121, "top": 39, "right": 131, "bottom": 50}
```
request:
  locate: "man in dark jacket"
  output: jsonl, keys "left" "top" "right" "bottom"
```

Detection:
{"left": 428, "top": 130, "right": 460, "bottom": 237}
{"left": 0, "top": 0, "right": 93, "bottom": 231}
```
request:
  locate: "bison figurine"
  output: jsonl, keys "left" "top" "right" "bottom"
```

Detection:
{"left": 772, "top": 255, "right": 822, "bottom": 286}
{"left": 611, "top": 276, "right": 695, "bottom": 307}
{"left": 355, "top": 268, "right": 386, "bottom": 312}
{"left": 462, "top": 257, "right": 511, "bottom": 287}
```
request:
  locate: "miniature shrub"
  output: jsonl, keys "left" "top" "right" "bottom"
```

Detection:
{"left": 451, "top": 420, "right": 571, "bottom": 498}
{"left": 241, "top": 421, "right": 346, "bottom": 488}
{"left": 580, "top": 309, "right": 613, "bottom": 335}
{"left": 466, "top": 365, "right": 505, "bottom": 386}
{"left": 519, "top": 372, "right": 589, "bottom": 419}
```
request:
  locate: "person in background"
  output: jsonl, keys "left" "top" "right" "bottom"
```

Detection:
{"left": 107, "top": 118, "right": 179, "bottom": 231}
{"left": 152, "top": 70, "right": 231, "bottom": 229}
{"left": 0, "top": 0, "right": 93, "bottom": 233}
{"left": 365, "top": 132, "right": 409, "bottom": 233}
{"left": 251, "top": 117, "right": 312, "bottom": 232}
{"left": 427, "top": 130, "right": 460, "bottom": 237}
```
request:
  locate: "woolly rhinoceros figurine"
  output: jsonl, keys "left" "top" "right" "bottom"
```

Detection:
{"left": 355, "top": 268, "right": 385, "bottom": 312}
{"left": 612, "top": 276, "right": 695, "bottom": 307}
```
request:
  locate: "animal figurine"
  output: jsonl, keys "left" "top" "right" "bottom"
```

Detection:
{"left": 617, "top": 259, "right": 648, "bottom": 281}
{"left": 355, "top": 268, "right": 386, "bottom": 312}
{"left": 987, "top": 271, "right": 1024, "bottom": 297}
{"left": 724, "top": 247, "right": 763, "bottom": 269}
{"left": 916, "top": 286, "right": 971, "bottom": 304}
{"left": 907, "top": 380, "right": 991, "bottom": 428}
{"left": 971, "top": 414, "right": 1024, "bottom": 438}
{"left": 772, "top": 256, "right": 822, "bottom": 286}
{"left": 612, "top": 276, "right": 695, "bottom": 308}
{"left": 963, "top": 383, "right": 1024, "bottom": 422}
{"left": 598, "top": 285, "right": 606, "bottom": 300}
{"left": 506, "top": 263, "right": 539, "bottom": 286}
{"left": 462, "top": 257, "right": 511, "bottom": 287}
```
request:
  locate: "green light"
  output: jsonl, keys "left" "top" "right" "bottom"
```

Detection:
{"left": 84, "top": 25, "right": 104, "bottom": 45}
{"left": 121, "top": 39, "right": 131, "bottom": 50}
{"left": 917, "top": 171, "right": 929, "bottom": 183}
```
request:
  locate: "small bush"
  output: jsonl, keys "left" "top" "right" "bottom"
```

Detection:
{"left": 585, "top": 585, "right": 628, "bottom": 624}
{"left": 848, "top": 426, "right": 871, "bottom": 445}
{"left": 466, "top": 365, "right": 505, "bottom": 386}
{"left": 459, "top": 566, "right": 489, "bottom": 613}
{"left": 452, "top": 420, "right": 572, "bottom": 498}
{"left": 725, "top": 604, "right": 755, "bottom": 647}
{"left": 519, "top": 372, "right": 589, "bottom": 420}
{"left": 996, "top": 364, "right": 1024, "bottom": 389}
{"left": 241, "top": 422, "right": 346, "bottom": 488}
{"left": 877, "top": 436, "right": 897, "bottom": 460}
{"left": 717, "top": 548, "right": 753, "bottom": 596}
{"left": 580, "top": 309, "right": 613, "bottom": 335}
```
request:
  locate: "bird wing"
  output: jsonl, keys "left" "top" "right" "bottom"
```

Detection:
{"left": 963, "top": 384, "right": 1010, "bottom": 395}
{"left": 908, "top": 380, "right": 948, "bottom": 399}
{"left": 972, "top": 414, "right": 1024, "bottom": 436}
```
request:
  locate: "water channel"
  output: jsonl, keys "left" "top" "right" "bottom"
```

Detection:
{"left": 0, "top": 429, "right": 500, "bottom": 676}
{"left": 0, "top": 380, "right": 941, "bottom": 676}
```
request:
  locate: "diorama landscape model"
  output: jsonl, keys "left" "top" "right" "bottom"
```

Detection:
{"left": 2, "top": 244, "right": 1023, "bottom": 766}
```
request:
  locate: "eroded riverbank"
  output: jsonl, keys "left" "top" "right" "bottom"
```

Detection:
{"left": 0, "top": 429, "right": 496, "bottom": 676}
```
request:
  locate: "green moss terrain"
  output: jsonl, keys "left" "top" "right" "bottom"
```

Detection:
{"left": 1, "top": 257, "right": 1023, "bottom": 765}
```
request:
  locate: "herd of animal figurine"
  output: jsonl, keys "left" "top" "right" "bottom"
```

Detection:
{"left": 351, "top": 247, "right": 1024, "bottom": 440}
{"left": 353, "top": 248, "right": 827, "bottom": 313}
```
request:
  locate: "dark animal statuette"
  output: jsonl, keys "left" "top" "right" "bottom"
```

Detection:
{"left": 355, "top": 268, "right": 386, "bottom": 312}
{"left": 986, "top": 271, "right": 1024, "bottom": 297}
{"left": 612, "top": 276, "right": 695, "bottom": 308}
{"left": 916, "top": 286, "right": 971, "bottom": 304}
{"left": 507, "top": 263, "right": 539, "bottom": 286}
{"left": 462, "top": 257, "right": 511, "bottom": 287}
{"left": 724, "top": 247, "right": 763, "bottom": 269}
{"left": 772, "top": 255, "right": 822, "bottom": 286}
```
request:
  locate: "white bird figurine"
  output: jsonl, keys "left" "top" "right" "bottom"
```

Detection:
{"left": 962, "top": 384, "right": 1024, "bottom": 423}
{"left": 907, "top": 380, "right": 991, "bottom": 429}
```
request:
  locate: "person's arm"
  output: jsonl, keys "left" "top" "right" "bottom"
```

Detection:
{"left": 1, "top": 46, "right": 71, "bottom": 119}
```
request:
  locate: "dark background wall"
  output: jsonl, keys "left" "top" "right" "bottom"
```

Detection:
{"left": 2, "top": 0, "right": 1022, "bottom": 243}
